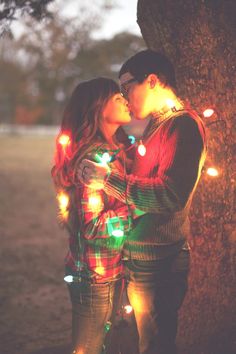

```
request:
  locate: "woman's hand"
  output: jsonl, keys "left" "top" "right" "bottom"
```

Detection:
{"left": 77, "top": 159, "right": 111, "bottom": 190}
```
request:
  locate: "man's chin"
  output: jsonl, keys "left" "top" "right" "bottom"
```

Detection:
{"left": 134, "top": 114, "right": 146, "bottom": 120}
{"left": 130, "top": 110, "right": 147, "bottom": 120}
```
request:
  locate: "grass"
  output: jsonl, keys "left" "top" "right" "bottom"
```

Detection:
{"left": 0, "top": 135, "right": 235, "bottom": 354}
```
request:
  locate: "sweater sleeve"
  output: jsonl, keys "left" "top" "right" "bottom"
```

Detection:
{"left": 104, "top": 116, "right": 206, "bottom": 213}
{"left": 79, "top": 187, "right": 131, "bottom": 240}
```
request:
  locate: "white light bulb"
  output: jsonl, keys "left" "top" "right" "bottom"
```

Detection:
{"left": 138, "top": 143, "right": 146, "bottom": 156}
{"left": 64, "top": 275, "right": 73, "bottom": 283}
{"left": 206, "top": 167, "right": 219, "bottom": 177}
{"left": 166, "top": 98, "right": 175, "bottom": 109}
{"left": 101, "top": 152, "right": 111, "bottom": 164}
{"left": 124, "top": 305, "right": 133, "bottom": 314}
{"left": 111, "top": 229, "right": 124, "bottom": 237}
{"left": 203, "top": 108, "right": 214, "bottom": 118}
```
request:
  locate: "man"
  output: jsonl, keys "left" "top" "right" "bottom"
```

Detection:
{"left": 78, "top": 50, "right": 207, "bottom": 354}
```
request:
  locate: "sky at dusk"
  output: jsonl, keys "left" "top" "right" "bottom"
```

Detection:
{"left": 11, "top": 0, "right": 141, "bottom": 40}
{"left": 57, "top": 0, "right": 141, "bottom": 39}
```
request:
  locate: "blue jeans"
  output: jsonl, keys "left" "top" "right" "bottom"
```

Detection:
{"left": 125, "top": 249, "right": 190, "bottom": 354}
{"left": 68, "top": 279, "right": 118, "bottom": 354}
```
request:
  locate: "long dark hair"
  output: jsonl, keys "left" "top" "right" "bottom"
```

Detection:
{"left": 52, "top": 77, "right": 121, "bottom": 189}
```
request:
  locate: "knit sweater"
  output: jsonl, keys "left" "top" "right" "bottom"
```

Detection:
{"left": 104, "top": 110, "right": 207, "bottom": 260}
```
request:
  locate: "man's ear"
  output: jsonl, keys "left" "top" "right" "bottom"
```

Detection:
{"left": 147, "top": 74, "right": 159, "bottom": 89}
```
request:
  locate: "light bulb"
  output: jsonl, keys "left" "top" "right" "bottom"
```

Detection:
{"left": 206, "top": 167, "right": 219, "bottom": 177}
{"left": 64, "top": 275, "right": 73, "bottom": 283}
{"left": 138, "top": 143, "right": 146, "bottom": 156}
{"left": 95, "top": 266, "right": 105, "bottom": 275}
{"left": 58, "top": 134, "right": 70, "bottom": 147}
{"left": 57, "top": 191, "right": 69, "bottom": 209}
{"left": 166, "top": 98, "right": 175, "bottom": 109}
{"left": 104, "top": 321, "right": 112, "bottom": 333}
{"left": 101, "top": 152, "right": 111, "bottom": 164}
{"left": 128, "top": 135, "right": 136, "bottom": 144}
{"left": 111, "top": 229, "right": 124, "bottom": 237}
{"left": 124, "top": 305, "right": 133, "bottom": 314}
{"left": 203, "top": 108, "right": 214, "bottom": 118}
{"left": 88, "top": 194, "right": 103, "bottom": 212}
{"left": 57, "top": 191, "right": 69, "bottom": 221}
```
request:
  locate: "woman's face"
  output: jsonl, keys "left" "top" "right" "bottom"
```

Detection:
{"left": 102, "top": 93, "right": 131, "bottom": 126}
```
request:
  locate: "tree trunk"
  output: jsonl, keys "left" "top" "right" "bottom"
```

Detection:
{"left": 137, "top": 1, "right": 236, "bottom": 353}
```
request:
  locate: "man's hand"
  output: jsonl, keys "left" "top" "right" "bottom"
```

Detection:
{"left": 77, "top": 159, "right": 110, "bottom": 190}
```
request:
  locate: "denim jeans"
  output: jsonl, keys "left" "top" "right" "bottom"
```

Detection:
{"left": 125, "top": 249, "right": 190, "bottom": 354}
{"left": 68, "top": 279, "right": 118, "bottom": 354}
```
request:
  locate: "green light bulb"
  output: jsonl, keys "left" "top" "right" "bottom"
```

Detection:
{"left": 104, "top": 321, "right": 112, "bottom": 333}
{"left": 128, "top": 135, "right": 136, "bottom": 144}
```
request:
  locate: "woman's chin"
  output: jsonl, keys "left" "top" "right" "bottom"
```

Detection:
{"left": 123, "top": 115, "right": 132, "bottom": 123}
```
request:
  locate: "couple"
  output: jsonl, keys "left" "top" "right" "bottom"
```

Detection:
{"left": 52, "top": 49, "right": 207, "bottom": 354}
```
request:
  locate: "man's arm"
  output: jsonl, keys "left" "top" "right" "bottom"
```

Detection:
{"left": 105, "top": 117, "right": 205, "bottom": 213}
{"left": 78, "top": 116, "right": 206, "bottom": 214}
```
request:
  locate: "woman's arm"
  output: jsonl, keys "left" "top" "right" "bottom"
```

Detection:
{"left": 79, "top": 187, "right": 131, "bottom": 240}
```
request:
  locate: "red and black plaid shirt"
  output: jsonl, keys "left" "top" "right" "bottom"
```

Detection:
{"left": 65, "top": 141, "right": 132, "bottom": 282}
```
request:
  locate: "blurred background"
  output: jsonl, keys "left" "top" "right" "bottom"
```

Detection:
{"left": 0, "top": 0, "right": 147, "bottom": 134}
{"left": 0, "top": 1, "right": 145, "bottom": 354}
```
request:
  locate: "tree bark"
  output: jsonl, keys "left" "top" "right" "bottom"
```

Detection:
{"left": 137, "top": 1, "right": 236, "bottom": 353}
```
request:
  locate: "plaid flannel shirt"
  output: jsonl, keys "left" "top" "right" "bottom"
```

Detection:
{"left": 65, "top": 141, "right": 132, "bottom": 282}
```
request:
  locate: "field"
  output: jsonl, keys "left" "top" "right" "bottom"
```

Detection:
{"left": 0, "top": 136, "right": 71, "bottom": 353}
{"left": 0, "top": 135, "right": 139, "bottom": 354}
{"left": 0, "top": 135, "right": 235, "bottom": 354}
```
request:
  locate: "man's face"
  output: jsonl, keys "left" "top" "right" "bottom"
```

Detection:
{"left": 120, "top": 72, "right": 152, "bottom": 120}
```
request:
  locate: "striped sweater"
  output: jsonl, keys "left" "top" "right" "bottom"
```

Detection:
{"left": 104, "top": 110, "right": 207, "bottom": 260}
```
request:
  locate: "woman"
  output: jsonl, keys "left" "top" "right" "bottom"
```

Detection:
{"left": 51, "top": 77, "right": 132, "bottom": 354}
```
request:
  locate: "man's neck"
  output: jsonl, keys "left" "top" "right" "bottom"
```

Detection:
{"left": 152, "top": 90, "right": 185, "bottom": 122}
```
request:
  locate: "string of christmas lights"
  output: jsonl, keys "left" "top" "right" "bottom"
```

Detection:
{"left": 57, "top": 100, "right": 221, "bottom": 278}
{"left": 56, "top": 102, "right": 221, "bottom": 239}
{"left": 202, "top": 107, "right": 221, "bottom": 178}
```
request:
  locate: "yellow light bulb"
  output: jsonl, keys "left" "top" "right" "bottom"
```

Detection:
{"left": 57, "top": 191, "right": 69, "bottom": 221}
{"left": 88, "top": 194, "right": 103, "bottom": 212}
{"left": 95, "top": 266, "right": 105, "bottom": 275}
{"left": 58, "top": 134, "right": 70, "bottom": 147}
{"left": 57, "top": 192, "right": 69, "bottom": 209}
